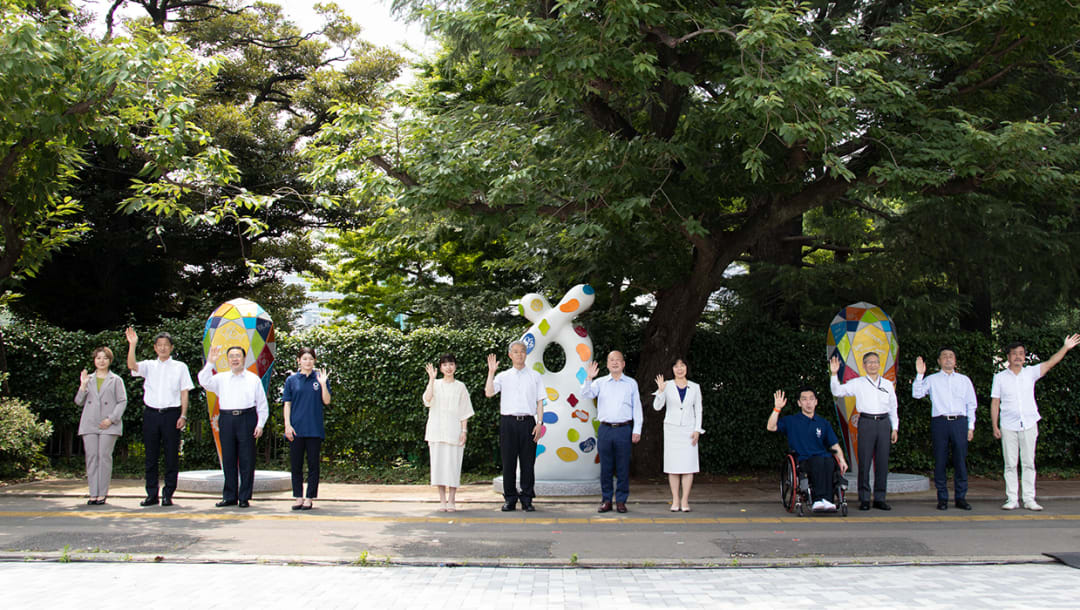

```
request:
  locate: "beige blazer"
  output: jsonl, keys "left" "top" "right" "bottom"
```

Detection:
{"left": 75, "top": 372, "right": 127, "bottom": 436}
{"left": 652, "top": 380, "right": 705, "bottom": 433}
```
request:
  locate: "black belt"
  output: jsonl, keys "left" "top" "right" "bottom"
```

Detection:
{"left": 860, "top": 413, "right": 889, "bottom": 421}
{"left": 222, "top": 409, "right": 253, "bottom": 416}
{"left": 502, "top": 414, "right": 534, "bottom": 421}
{"left": 146, "top": 406, "right": 180, "bottom": 411}
{"left": 601, "top": 420, "right": 633, "bottom": 428}
{"left": 934, "top": 415, "right": 966, "bottom": 421}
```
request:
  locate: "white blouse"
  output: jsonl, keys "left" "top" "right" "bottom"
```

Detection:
{"left": 423, "top": 379, "right": 475, "bottom": 443}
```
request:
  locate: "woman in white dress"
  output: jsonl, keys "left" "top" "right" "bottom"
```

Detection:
{"left": 653, "top": 357, "right": 704, "bottom": 512}
{"left": 423, "top": 354, "right": 474, "bottom": 512}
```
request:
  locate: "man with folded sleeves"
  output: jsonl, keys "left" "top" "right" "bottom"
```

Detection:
{"left": 912, "top": 348, "right": 977, "bottom": 511}
{"left": 485, "top": 341, "right": 545, "bottom": 512}
{"left": 582, "top": 351, "right": 642, "bottom": 514}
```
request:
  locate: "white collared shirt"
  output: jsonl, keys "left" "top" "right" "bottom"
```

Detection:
{"left": 132, "top": 357, "right": 194, "bottom": 409}
{"left": 913, "top": 370, "right": 978, "bottom": 429}
{"left": 991, "top": 365, "right": 1042, "bottom": 431}
{"left": 492, "top": 366, "right": 544, "bottom": 416}
{"left": 830, "top": 374, "right": 899, "bottom": 430}
{"left": 198, "top": 362, "right": 269, "bottom": 429}
{"left": 581, "top": 374, "right": 643, "bottom": 435}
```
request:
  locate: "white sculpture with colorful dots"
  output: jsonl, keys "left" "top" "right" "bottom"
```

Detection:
{"left": 517, "top": 284, "right": 600, "bottom": 482}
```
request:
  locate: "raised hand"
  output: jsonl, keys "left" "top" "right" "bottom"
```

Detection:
{"left": 208, "top": 345, "right": 223, "bottom": 362}
{"left": 773, "top": 389, "right": 786, "bottom": 411}
{"left": 654, "top": 374, "right": 666, "bottom": 392}
{"left": 425, "top": 362, "right": 437, "bottom": 381}
{"left": 125, "top": 326, "right": 138, "bottom": 345}
{"left": 486, "top": 353, "right": 498, "bottom": 373}
{"left": 829, "top": 355, "right": 840, "bottom": 375}
{"left": 1065, "top": 334, "right": 1080, "bottom": 350}
{"left": 585, "top": 360, "right": 600, "bottom": 381}
{"left": 80, "top": 369, "right": 90, "bottom": 388}
{"left": 915, "top": 356, "right": 926, "bottom": 375}
{"left": 316, "top": 368, "right": 330, "bottom": 385}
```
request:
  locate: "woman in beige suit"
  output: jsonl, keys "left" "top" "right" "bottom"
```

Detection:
{"left": 653, "top": 357, "right": 704, "bottom": 512}
{"left": 75, "top": 346, "right": 127, "bottom": 505}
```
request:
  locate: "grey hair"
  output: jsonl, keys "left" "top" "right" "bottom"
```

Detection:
{"left": 508, "top": 340, "right": 527, "bottom": 352}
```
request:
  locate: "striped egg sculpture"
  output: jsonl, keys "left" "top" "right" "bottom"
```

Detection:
{"left": 517, "top": 284, "right": 598, "bottom": 482}
{"left": 202, "top": 298, "right": 275, "bottom": 466}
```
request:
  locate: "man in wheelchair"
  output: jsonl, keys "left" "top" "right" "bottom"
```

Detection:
{"left": 768, "top": 387, "right": 848, "bottom": 512}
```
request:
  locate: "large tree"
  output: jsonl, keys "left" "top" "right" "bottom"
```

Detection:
{"left": 307, "top": 0, "right": 1080, "bottom": 467}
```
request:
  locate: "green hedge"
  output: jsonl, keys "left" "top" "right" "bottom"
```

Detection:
{"left": 5, "top": 314, "right": 1080, "bottom": 475}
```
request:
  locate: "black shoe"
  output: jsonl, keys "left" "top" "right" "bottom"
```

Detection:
{"left": 937, "top": 500, "right": 948, "bottom": 510}
{"left": 521, "top": 502, "right": 535, "bottom": 512}
{"left": 238, "top": 500, "right": 250, "bottom": 508}
{"left": 501, "top": 501, "right": 516, "bottom": 512}
{"left": 615, "top": 502, "right": 628, "bottom": 513}
{"left": 140, "top": 497, "right": 159, "bottom": 507}
{"left": 873, "top": 501, "right": 892, "bottom": 511}
{"left": 859, "top": 501, "right": 871, "bottom": 511}
{"left": 598, "top": 501, "right": 613, "bottom": 513}
{"left": 215, "top": 500, "right": 238, "bottom": 507}
{"left": 955, "top": 499, "right": 972, "bottom": 510}
{"left": 95, "top": 498, "right": 107, "bottom": 505}
{"left": 160, "top": 497, "right": 173, "bottom": 507}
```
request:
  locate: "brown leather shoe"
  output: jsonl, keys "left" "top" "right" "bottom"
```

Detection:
{"left": 615, "top": 502, "right": 628, "bottom": 513}
{"left": 597, "top": 501, "right": 613, "bottom": 513}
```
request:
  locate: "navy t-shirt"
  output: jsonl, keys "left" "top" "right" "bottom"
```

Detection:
{"left": 777, "top": 413, "right": 839, "bottom": 460}
{"left": 282, "top": 371, "right": 328, "bottom": 438}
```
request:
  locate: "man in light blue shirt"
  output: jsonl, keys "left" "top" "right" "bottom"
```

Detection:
{"left": 581, "top": 351, "right": 642, "bottom": 513}
{"left": 912, "top": 347, "right": 977, "bottom": 511}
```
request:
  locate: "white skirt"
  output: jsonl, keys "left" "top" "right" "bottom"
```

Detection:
{"left": 429, "top": 441, "right": 465, "bottom": 487}
{"left": 663, "top": 423, "right": 699, "bottom": 474}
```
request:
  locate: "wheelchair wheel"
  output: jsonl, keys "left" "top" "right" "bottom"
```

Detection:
{"left": 841, "top": 503, "right": 848, "bottom": 517}
{"left": 780, "top": 454, "right": 797, "bottom": 513}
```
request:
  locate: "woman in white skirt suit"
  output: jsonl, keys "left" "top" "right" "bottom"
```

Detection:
{"left": 652, "top": 357, "right": 704, "bottom": 512}
{"left": 423, "top": 354, "right": 474, "bottom": 512}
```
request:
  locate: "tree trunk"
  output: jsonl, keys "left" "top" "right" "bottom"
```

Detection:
{"left": 747, "top": 215, "right": 804, "bottom": 328}
{"left": 957, "top": 271, "right": 992, "bottom": 334}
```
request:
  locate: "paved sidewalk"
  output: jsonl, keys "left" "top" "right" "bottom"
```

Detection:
{"left": 6, "top": 475, "right": 1080, "bottom": 505}
{"left": 4, "top": 562, "right": 1080, "bottom": 608}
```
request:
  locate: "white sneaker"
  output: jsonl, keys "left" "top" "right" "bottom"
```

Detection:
{"left": 812, "top": 500, "right": 826, "bottom": 511}
{"left": 821, "top": 499, "right": 837, "bottom": 511}
{"left": 1001, "top": 501, "right": 1019, "bottom": 510}
{"left": 1024, "top": 501, "right": 1043, "bottom": 511}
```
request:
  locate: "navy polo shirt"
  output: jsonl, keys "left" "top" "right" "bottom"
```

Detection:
{"left": 777, "top": 413, "right": 838, "bottom": 460}
{"left": 282, "top": 371, "right": 328, "bottom": 438}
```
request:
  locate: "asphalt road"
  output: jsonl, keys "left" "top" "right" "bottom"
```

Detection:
{"left": 3, "top": 493, "right": 1078, "bottom": 566}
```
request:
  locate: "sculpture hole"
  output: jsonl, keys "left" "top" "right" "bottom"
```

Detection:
{"left": 542, "top": 342, "right": 566, "bottom": 374}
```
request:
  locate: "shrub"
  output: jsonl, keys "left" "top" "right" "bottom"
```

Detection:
{"left": 0, "top": 397, "right": 54, "bottom": 478}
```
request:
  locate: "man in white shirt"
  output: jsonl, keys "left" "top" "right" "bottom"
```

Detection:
{"left": 198, "top": 345, "right": 269, "bottom": 508}
{"left": 991, "top": 334, "right": 1080, "bottom": 511}
{"left": 582, "top": 351, "right": 642, "bottom": 513}
{"left": 912, "top": 348, "right": 977, "bottom": 510}
{"left": 485, "top": 341, "right": 544, "bottom": 512}
{"left": 126, "top": 327, "right": 194, "bottom": 507}
{"left": 830, "top": 352, "right": 898, "bottom": 511}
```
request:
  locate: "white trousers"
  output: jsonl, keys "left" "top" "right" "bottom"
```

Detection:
{"left": 1001, "top": 424, "right": 1038, "bottom": 504}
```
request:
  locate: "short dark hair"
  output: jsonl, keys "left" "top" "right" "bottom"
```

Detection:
{"left": 796, "top": 385, "right": 817, "bottom": 400}
{"left": 1005, "top": 341, "right": 1025, "bottom": 354}
{"left": 91, "top": 346, "right": 114, "bottom": 362}
{"left": 227, "top": 345, "right": 246, "bottom": 358}
{"left": 671, "top": 356, "right": 689, "bottom": 370}
{"left": 438, "top": 353, "right": 456, "bottom": 366}
{"left": 297, "top": 347, "right": 317, "bottom": 360}
{"left": 862, "top": 352, "right": 880, "bottom": 364}
{"left": 938, "top": 346, "right": 957, "bottom": 358}
{"left": 153, "top": 332, "right": 174, "bottom": 346}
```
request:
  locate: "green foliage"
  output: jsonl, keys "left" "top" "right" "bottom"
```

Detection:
{"left": 7, "top": 312, "right": 1080, "bottom": 475}
{"left": 0, "top": 396, "right": 54, "bottom": 478}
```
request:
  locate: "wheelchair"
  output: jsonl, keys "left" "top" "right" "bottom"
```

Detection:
{"left": 779, "top": 451, "right": 848, "bottom": 516}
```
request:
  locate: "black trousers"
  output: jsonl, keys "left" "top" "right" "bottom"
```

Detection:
{"left": 143, "top": 406, "right": 181, "bottom": 499}
{"left": 932, "top": 416, "right": 969, "bottom": 501}
{"left": 219, "top": 408, "right": 257, "bottom": 503}
{"left": 802, "top": 455, "right": 835, "bottom": 503}
{"left": 857, "top": 415, "right": 892, "bottom": 502}
{"left": 499, "top": 415, "right": 537, "bottom": 504}
{"left": 290, "top": 437, "right": 322, "bottom": 498}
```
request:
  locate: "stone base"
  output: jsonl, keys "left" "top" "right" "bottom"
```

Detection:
{"left": 843, "top": 471, "right": 930, "bottom": 494}
{"left": 492, "top": 476, "right": 602, "bottom": 497}
{"left": 176, "top": 470, "right": 292, "bottom": 493}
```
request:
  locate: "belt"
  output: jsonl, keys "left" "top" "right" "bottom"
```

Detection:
{"left": 145, "top": 406, "right": 180, "bottom": 411}
{"left": 502, "top": 414, "right": 534, "bottom": 421}
{"left": 860, "top": 413, "right": 889, "bottom": 421}
{"left": 601, "top": 421, "right": 633, "bottom": 428}
{"left": 222, "top": 409, "right": 252, "bottom": 416}
{"left": 934, "top": 415, "right": 966, "bottom": 421}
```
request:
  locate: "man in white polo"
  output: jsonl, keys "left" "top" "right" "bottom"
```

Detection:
{"left": 991, "top": 334, "right": 1080, "bottom": 511}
